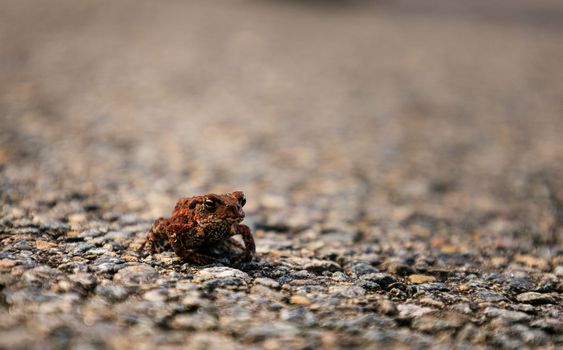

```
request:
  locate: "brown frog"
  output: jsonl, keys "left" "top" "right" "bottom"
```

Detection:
{"left": 140, "top": 191, "right": 255, "bottom": 264}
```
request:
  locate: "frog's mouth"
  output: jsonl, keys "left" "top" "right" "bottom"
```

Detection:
{"left": 197, "top": 217, "right": 243, "bottom": 227}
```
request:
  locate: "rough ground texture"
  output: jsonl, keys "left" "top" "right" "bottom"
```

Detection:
{"left": 1, "top": 0, "right": 562, "bottom": 349}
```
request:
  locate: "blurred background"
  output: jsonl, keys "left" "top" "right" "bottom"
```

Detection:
{"left": 1, "top": 1, "right": 563, "bottom": 349}
{"left": 2, "top": 0, "right": 563, "bottom": 247}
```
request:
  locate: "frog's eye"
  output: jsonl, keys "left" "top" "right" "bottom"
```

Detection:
{"left": 203, "top": 198, "right": 217, "bottom": 211}
{"left": 239, "top": 196, "right": 246, "bottom": 207}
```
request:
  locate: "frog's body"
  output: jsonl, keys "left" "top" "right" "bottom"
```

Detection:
{"left": 141, "top": 191, "right": 255, "bottom": 264}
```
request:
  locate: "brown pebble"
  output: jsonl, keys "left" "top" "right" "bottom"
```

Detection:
{"left": 0, "top": 259, "right": 17, "bottom": 268}
{"left": 35, "top": 240, "right": 57, "bottom": 250}
{"left": 290, "top": 295, "right": 312, "bottom": 305}
{"left": 409, "top": 274, "right": 437, "bottom": 284}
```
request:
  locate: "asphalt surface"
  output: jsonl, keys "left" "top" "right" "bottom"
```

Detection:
{"left": 1, "top": 0, "right": 562, "bottom": 349}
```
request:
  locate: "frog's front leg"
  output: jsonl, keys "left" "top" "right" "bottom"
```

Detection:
{"left": 168, "top": 226, "right": 218, "bottom": 265}
{"left": 230, "top": 224, "right": 255, "bottom": 262}
{"left": 140, "top": 217, "right": 168, "bottom": 255}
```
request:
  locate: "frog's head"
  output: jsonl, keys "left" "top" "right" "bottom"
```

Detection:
{"left": 188, "top": 191, "right": 246, "bottom": 227}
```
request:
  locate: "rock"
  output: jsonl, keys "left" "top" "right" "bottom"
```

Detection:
{"left": 412, "top": 312, "right": 466, "bottom": 332}
{"left": 254, "top": 277, "right": 280, "bottom": 289}
{"left": 168, "top": 313, "right": 218, "bottom": 330}
{"left": 22, "top": 266, "right": 62, "bottom": 287}
{"left": 280, "top": 307, "right": 316, "bottom": 326}
{"left": 113, "top": 265, "right": 158, "bottom": 288}
{"left": 68, "top": 273, "right": 97, "bottom": 291}
{"left": 246, "top": 322, "right": 299, "bottom": 340}
{"left": 302, "top": 259, "right": 341, "bottom": 273}
{"left": 290, "top": 295, "right": 312, "bottom": 305}
{"left": 505, "top": 277, "right": 535, "bottom": 293}
{"left": 397, "top": 304, "right": 433, "bottom": 318}
{"left": 321, "top": 314, "right": 394, "bottom": 332}
{"left": 416, "top": 283, "right": 449, "bottom": 291}
{"left": 516, "top": 292, "right": 556, "bottom": 304}
{"left": 408, "top": 274, "right": 436, "bottom": 284}
{"left": 0, "top": 259, "right": 17, "bottom": 268}
{"left": 79, "top": 229, "right": 105, "bottom": 239}
{"left": 349, "top": 262, "right": 377, "bottom": 275}
{"left": 484, "top": 307, "right": 531, "bottom": 323}
{"left": 95, "top": 283, "right": 128, "bottom": 302}
{"left": 328, "top": 285, "right": 366, "bottom": 298}
{"left": 376, "top": 300, "right": 398, "bottom": 316}
{"left": 419, "top": 297, "right": 445, "bottom": 308}
{"left": 475, "top": 290, "right": 508, "bottom": 302}
{"left": 514, "top": 255, "right": 549, "bottom": 270}
{"left": 196, "top": 267, "right": 249, "bottom": 281}
{"left": 13, "top": 240, "right": 33, "bottom": 250}
{"left": 35, "top": 240, "right": 57, "bottom": 250}
{"left": 360, "top": 273, "right": 396, "bottom": 288}
{"left": 331, "top": 271, "right": 349, "bottom": 281}
{"left": 142, "top": 288, "right": 169, "bottom": 303}
{"left": 356, "top": 280, "right": 381, "bottom": 291}
{"left": 386, "top": 263, "right": 414, "bottom": 276}
{"left": 202, "top": 277, "right": 246, "bottom": 290}
{"left": 289, "top": 270, "right": 313, "bottom": 280}
{"left": 451, "top": 303, "right": 473, "bottom": 315}
{"left": 513, "top": 324, "right": 548, "bottom": 345}
{"left": 530, "top": 318, "right": 562, "bottom": 333}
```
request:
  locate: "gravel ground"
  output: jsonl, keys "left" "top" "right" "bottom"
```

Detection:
{"left": 1, "top": 0, "right": 562, "bottom": 349}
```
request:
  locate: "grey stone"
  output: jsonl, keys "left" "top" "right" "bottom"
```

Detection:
{"left": 516, "top": 292, "right": 556, "bottom": 304}
{"left": 196, "top": 267, "right": 249, "bottom": 281}
{"left": 113, "top": 265, "right": 158, "bottom": 288}
{"left": 328, "top": 285, "right": 366, "bottom": 298}
{"left": 475, "top": 290, "right": 507, "bottom": 302}
{"left": 253, "top": 277, "right": 280, "bottom": 289}
{"left": 360, "top": 273, "right": 396, "bottom": 288}
{"left": 484, "top": 307, "right": 531, "bottom": 323}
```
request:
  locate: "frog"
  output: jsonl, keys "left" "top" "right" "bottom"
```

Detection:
{"left": 140, "top": 191, "right": 255, "bottom": 264}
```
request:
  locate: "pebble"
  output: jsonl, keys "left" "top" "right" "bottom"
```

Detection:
{"left": 113, "top": 265, "right": 158, "bottom": 288}
{"left": 376, "top": 299, "right": 398, "bottom": 316}
{"left": 484, "top": 307, "right": 531, "bottom": 323}
{"left": 331, "top": 271, "right": 349, "bottom": 281}
{"left": 202, "top": 277, "right": 246, "bottom": 290}
{"left": 68, "top": 273, "right": 98, "bottom": 291}
{"left": 196, "top": 267, "right": 249, "bottom": 281}
{"left": 475, "top": 290, "right": 507, "bottom": 302}
{"left": 0, "top": 259, "right": 17, "bottom": 268}
{"left": 356, "top": 280, "right": 381, "bottom": 291}
{"left": 412, "top": 312, "right": 466, "bottom": 332}
{"left": 360, "top": 273, "right": 396, "bottom": 288}
{"left": 416, "top": 283, "right": 449, "bottom": 292}
{"left": 280, "top": 307, "right": 316, "bottom": 326}
{"left": 246, "top": 322, "right": 299, "bottom": 340}
{"left": 514, "top": 255, "right": 549, "bottom": 271}
{"left": 35, "top": 240, "right": 57, "bottom": 250}
{"left": 397, "top": 304, "right": 433, "bottom": 318}
{"left": 349, "top": 262, "right": 377, "bottom": 275}
{"left": 505, "top": 277, "right": 534, "bottom": 293}
{"left": 94, "top": 283, "right": 128, "bottom": 302}
{"left": 408, "top": 274, "right": 437, "bottom": 284}
{"left": 329, "top": 285, "right": 366, "bottom": 298}
{"left": 22, "top": 266, "right": 62, "bottom": 286}
{"left": 169, "top": 313, "right": 218, "bottom": 330}
{"left": 142, "top": 288, "right": 169, "bottom": 303}
{"left": 386, "top": 263, "right": 414, "bottom": 276}
{"left": 290, "top": 295, "right": 312, "bottom": 305}
{"left": 419, "top": 297, "right": 445, "bottom": 308}
{"left": 302, "top": 259, "right": 341, "bottom": 273}
{"left": 254, "top": 277, "right": 280, "bottom": 289}
{"left": 516, "top": 292, "right": 556, "bottom": 304}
